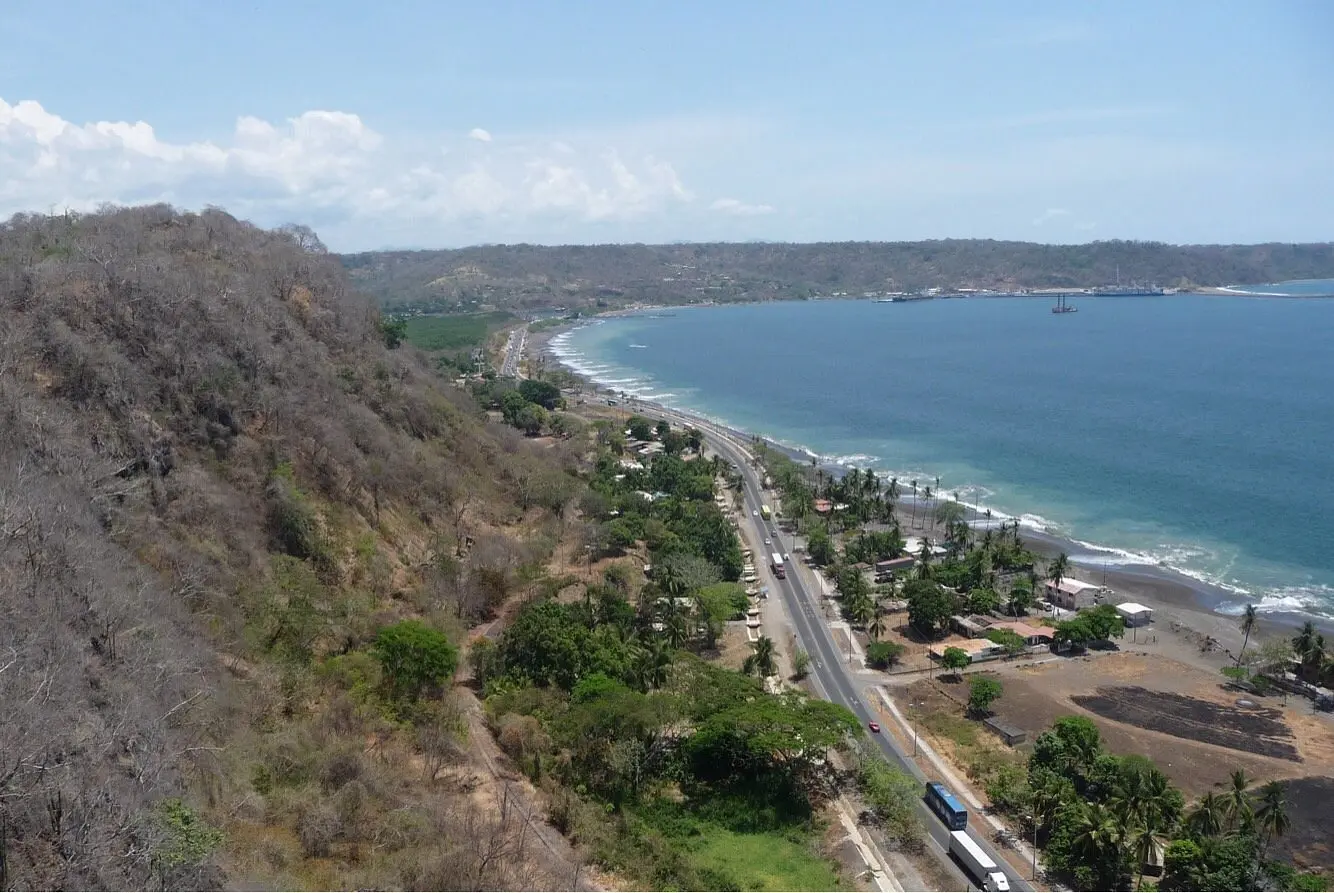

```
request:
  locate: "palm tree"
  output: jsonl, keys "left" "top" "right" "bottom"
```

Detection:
{"left": 1185, "top": 792, "right": 1227, "bottom": 839}
{"left": 909, "top": 480, "right": 918, "bottom": 528}
{"left": 1253, "top": 781, "right": 1290, "bottom": 857}
{"left": 1224, "top": 769, "right": 1254, "bottom": 833}
{"left": 636, "top": 636, "right": 673, "bottom": 690}
{"left": 1292, "top": 621, "right": 1327, "bottom": 682}
{"left": 916, "top": 538, "right": 934, "bottom": 580}
{"left": 868, "top": 604, "right": 888, "bottom": 641}
{"left": 1048, "top": 552, "right": 1070, "bottom": 590}
{"left": 1236, "top": 604, "right": 1258, "bottom": 667}
{"left": 921, "top": 486, "right": 933, "bottom": 530}
{"left": 1070, "top": 802, "right": 1127, "bottom": 879}
{"left": 743, "top": 635, "right": 778, "bottom": 678}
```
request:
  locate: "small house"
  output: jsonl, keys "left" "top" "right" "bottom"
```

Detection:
{"left": 1115, "top": 602, "right": 1154, "bottom": 627}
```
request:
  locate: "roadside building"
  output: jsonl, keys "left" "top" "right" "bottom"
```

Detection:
{"left": 875, "top": 556, "right": 917, "bottom": 577}
{"left": 952, "top": 615, "right": 989, "bottom": 639}
{"left": 1115, "top": 602, "right": 1154, "bottom": 627}
{"left": 928, "top": 638, "right": 1003, "bottom": 663}
{"left": 1044, "top": 577, "right": 1107, "bottom": 610}
{"left": 986, "top": 619, "right": 1057, "bottom": 646}
{"left": 813, "top": 499, "right": 833, "bottom": 514}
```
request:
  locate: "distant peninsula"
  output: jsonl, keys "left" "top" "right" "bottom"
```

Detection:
{"left": 340, "top": 238, "right": 1334, "bottom": 312}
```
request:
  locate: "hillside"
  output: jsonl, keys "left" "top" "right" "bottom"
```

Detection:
{"left": 0, "top": 206, "right": 589, "bottom": 889}
{"left": 341, "top": 239, "right": 1334, "bottom": 311}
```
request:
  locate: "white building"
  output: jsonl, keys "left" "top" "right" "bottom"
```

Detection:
{"left": 1044, "top": 577, "right": 1108, "bottom": 610}
{"left": 1116, "top": 602, "right": 1154, "bottom": 627}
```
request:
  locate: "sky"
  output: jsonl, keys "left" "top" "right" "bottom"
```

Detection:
{"left": 1, "top": 0, "right": 1332, "bottom": 251}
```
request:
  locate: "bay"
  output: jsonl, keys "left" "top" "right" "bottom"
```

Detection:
{"left": 551, "top": 293, "right": 1334, "bottom": 620}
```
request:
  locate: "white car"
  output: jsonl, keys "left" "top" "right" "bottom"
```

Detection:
{"left": 763, "top": 538, "right": 771, "bottom": 545}
{"left": 783, "top": 553, "right": 790, "bottom": 562}
{"left": 752, "top": 509, "right": 758, "bottom": 516}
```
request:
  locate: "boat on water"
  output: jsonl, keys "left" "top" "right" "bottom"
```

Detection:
{"left": 1052, "top": 294, "right": 1078, "bottom": 314}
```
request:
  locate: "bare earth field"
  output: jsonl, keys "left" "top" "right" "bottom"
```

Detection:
{"left": 1266, "top": 775, "right": 1334, "bottom": 871}
{"left": 989, "top": 652, "right": 1334, "bottom": 796}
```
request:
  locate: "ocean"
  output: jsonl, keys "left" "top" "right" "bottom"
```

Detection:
{"left": 549, "top": 283, "right": 1334, "bottom": 622}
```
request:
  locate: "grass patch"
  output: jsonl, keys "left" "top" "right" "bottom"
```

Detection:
{"left": 921, "top": 709, "right": 979, "bottom": 747}
{"left": 403, "top": 312, "right": 512, "bottom": 353}
{"left": 605, "top": 798, "right": 843, "bottom": 892}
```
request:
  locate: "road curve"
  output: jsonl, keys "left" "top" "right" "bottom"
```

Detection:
{"left": 648, "top": 406, "right": 1032, "bottom": 893}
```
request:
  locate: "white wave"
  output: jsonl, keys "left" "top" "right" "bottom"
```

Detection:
{"left": 628, "top": 343, "right": 649, "bottom": 349}
{"left": 636, "top": 392, "right": 677, "bottom": 400}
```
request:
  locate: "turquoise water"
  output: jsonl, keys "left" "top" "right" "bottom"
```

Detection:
{"left": 551, "top": 290, "right": 1334, "bottom": 620}
{"left": 1225, "top": 278, "right": 1334, "bottom": 297}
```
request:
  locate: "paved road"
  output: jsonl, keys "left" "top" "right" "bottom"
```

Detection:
{"left": 649, "top": 406, "right": 1031, "bottom": 893}
{"left": 501, "top": 325, "right": 528, "bottom": 377}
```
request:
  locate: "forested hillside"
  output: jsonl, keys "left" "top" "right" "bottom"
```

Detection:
{"left": 0, "top": 206, "right": 588, "bottom": 889}
{"left": 342, "top": 239, "right": 1334, "bottom": 311}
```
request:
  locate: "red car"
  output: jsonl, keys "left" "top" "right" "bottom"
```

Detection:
{"left": 868, "top": 722, "right": 881, "bottom": 733}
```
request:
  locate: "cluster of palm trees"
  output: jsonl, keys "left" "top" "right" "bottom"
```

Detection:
{"left": 1047, "top": 769, "right": 1290, "bottom": 891}
{"left": 743, "top": 635, "right": 778, "bottom": 678}
{"left": 1291, "top": 621, "right": 1333, "bottom": 686}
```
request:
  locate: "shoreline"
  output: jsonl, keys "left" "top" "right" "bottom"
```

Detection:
{"left": 534, "top": 323, "right": 1334, "bottom": 643}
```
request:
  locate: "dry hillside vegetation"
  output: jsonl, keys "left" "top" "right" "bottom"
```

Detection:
{"left": 0, "top": 205, "right": 587, "bottom": 889}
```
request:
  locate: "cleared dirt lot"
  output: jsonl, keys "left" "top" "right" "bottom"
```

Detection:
{"left": 975, "top": 652, "right": 1334, "bottom": 796}
{"left": 1267, "top": 775, "right": 1334, "bottom": 871}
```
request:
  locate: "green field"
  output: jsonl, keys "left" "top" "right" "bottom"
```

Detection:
{"left": 402, "top": 311, "right": 512, "bottom": 353}
{"left": 685, "top": 825, "right": 842, "bottom": 891}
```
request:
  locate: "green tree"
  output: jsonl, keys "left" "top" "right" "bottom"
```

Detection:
{"left": 743, "top": 635, "right": 778, "bottom": 678}
{"left": 986, "top": 627, "right": 1028, "bottom": 656}
{"left": 940, "top": 646, "right": 970, "bottom": 679}
{"left": 965, "top": 587, "right": 1001, "bottom": 615}
{"left": 372, "top": 620, "right": 459, "bottom": 703}
{"left": 1253, "top": 780, "right": 1290, "bottom": 857}
{"left": 1184, "top": 791, "right": 1226, "bottom": 838}
{"left": 792, "top": 649, "right": 812, "bottom": 680}
{"left": 968, "top": 676, "right": 1003, "bottom": 716}
{"left": 514, "top": 402, "right": 548, "bottom": 435}
{"left": 904, "top": 578, "right": 957, "bottom": 638}
{"left": 865, "top": 640, "right": 905, "bottom": 670}
{"left": 518, "top": 377, "right": 563, "bottom": 409}
{"left": 1225, "top": 769, "right": 1255, "bottom": 833}
{"left": 1236, "top": 604, "right": 1259, "bottom": 668}
{"left": 807, "top": 526, "right": 836, "bottom": 565}
{"left": 627, "top": 415, "right": 655, "bottom": 441}
{"left": 151, "top": 798, "right": 225, "bottom": 888}
{"left": 1007, "top": 578, "right": 1035, "bottom": 616}
{"left": 378, "top": 315, "right": 408, "bottom": 348}
{"left": 1048, "top": 552, "right": 1071, "bottom": 590}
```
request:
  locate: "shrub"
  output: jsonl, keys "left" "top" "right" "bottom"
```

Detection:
{"left": 371, "top": 620, "right": 459, "bottom": 703}
{"left": 865, "top": 640, "right": 905, "bottom": 669}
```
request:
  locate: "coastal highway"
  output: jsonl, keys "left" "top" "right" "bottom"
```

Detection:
{"left": 646, "top": 405, "right": 1032, "bottom": 893}
{"left": 500, "top": 325, "right": 528, "bottom": 377}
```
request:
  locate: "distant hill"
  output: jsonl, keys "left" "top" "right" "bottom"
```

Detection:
{"left": 341, "top": 239, "right": 1334, "bottom": 311}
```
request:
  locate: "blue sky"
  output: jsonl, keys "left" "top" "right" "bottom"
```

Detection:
{"left": 2, "top": 0, "right": 1331, "bottom": 250}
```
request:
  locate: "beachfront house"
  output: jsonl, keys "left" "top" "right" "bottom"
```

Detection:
{"left": 1044, "top": 577, "right": 1107, "bottom": 610}
{"left": 988, "top": 619, "right": 1057, "bottom": 646}
{"left": 1115, "top": 602, "right": 1154, "bottom": 627}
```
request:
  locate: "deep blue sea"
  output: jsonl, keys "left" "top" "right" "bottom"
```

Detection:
{"left": 550, "top": 283, "right": 1334, "bottom": 620}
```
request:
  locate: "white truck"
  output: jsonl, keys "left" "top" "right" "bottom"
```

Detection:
{"left": 949, "top": 830, "right": 1010, "bottom": 891}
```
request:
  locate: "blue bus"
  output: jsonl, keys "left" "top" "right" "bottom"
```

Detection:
{"left": 924, "top": 781, "right": 968, "bottom": 831}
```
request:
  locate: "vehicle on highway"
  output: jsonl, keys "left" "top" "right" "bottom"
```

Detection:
{"left": 752, "top": 509, "right": 758, "bottom": 516}
{"left": 782, "top": 552, "right": 790, "bottom": 562}
{"left": 763, "top": 538, "right": 771, "bottom": 545}
{"left": 949, "top": 830, "right": 1011, "bottom": 891}
{"left": 924, "top": 781, "right": 969, "bottom": 831}
{"left": 760, "top": 504, "right": 771, "bottom": 520}
{"left": 868, "top": 721, "right": 881, "bottom": 733}
{"left": 769, "top": 552, "right": 786, "bottom": 579}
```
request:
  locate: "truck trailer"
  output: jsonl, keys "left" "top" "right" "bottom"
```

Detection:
{"left": 769, "top": 552, "right": 786, "bottom": 579}
{"left": 948, "top": 830, "right": 1010, "bottom": 891}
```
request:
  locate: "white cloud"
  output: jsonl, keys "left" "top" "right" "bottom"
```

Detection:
{"left": 0, "top": 96, "right": 697, "bottom": 245}
{"left": 1032, "top": 208, "right": 1072, "bottom": 226}
{"left": 710, "top": 197, "right": 775, "bottom": 216}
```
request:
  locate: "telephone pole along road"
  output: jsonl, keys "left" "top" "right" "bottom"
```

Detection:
{"left": 645, "top": 404, "right": 1033, "bottom": 893}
